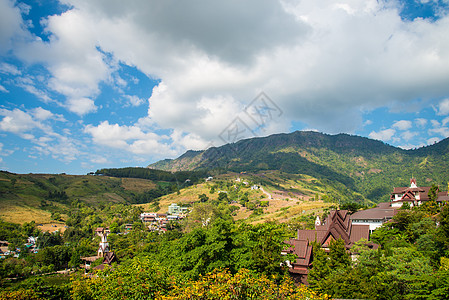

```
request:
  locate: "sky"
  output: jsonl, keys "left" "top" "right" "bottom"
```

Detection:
{"left": 1, "top": 0, "right": 449, "bottom": 175}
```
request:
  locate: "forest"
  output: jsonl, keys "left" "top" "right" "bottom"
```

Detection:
{"left": 0, "top": 194, "right": 449, "bottom": 299}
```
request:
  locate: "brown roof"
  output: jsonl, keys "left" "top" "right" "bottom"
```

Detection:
{"left": 437, "top": 195, "right": 449, "bottom": 202}
{"left": 285, "top": 239, "right": 313, "bottom": 268}
{"left": 377, "top": 202, "right": 391, "bottom": 209}
{"left": 350, "top": 207, "right": 397, "bottom": 220}
{"left": 103, "top": 252, "right": 116, "bottom": 264}
{"left": 297, "top": 229, "right": 326, "bottom": 243}
{"left": 349, "top": 225, "right": 370, "bottom": 243}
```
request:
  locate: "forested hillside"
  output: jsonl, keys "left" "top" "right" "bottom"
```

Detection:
{"left": 150, "top": 131, "right": 449, "bottom": 203}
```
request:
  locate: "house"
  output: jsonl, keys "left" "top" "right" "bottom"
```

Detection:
{"left": 350, "top": 202, "right": 398, "bottom": 233}
{"left": 390, "top": 178, "right": 447, "bottom": 207}
{"left": 283, "top": 210, "right": 377, "bottom": 285}
{"left": 141, "top": 212, "right": 185, "bottom": 232}
{"left": 81, "top": 227, "right": 116, "bottom": 272}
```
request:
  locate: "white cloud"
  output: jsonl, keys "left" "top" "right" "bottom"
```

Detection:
{"left": 66, "top": 98, "right": 97, "bottom": 115}
{"left": 17, "top": 81, "right": 56, "bottom": 104}
{"left": 415, "top": 118, "right": 428, "bottom": 128}
{"left": 5, "top": 0, "right": 449, "bottom": 154}
{"left": 427, "top": 137, "right": 441, "bottom": 144}
{"left": 369, "top": 128, "right": 396, "bottom": 142}
{"left": 0, "top": 84, "right": 8, "bottom": 93}
{"left": 401, "top": 130, "right": 418, "bottom": 141}
{"left": 0, "top": 108, "right": 40, "bottom": 134}
{"left": 442, "top": 116, "right": 449, "bottom": 126}
{"left": 437, "top": 98, "right": 449, "bottom": 115}
{"left": 0, "top": 0, "right": 28, "bottom": 54}
{"left": 31, "top": 107, "right": 53, "bottom": 121}
{"left": 392, "top": 120, "right": 412, "bottom": 130}
{"left": 429, "top": 126, "right": 449, "bottom": 138}
{"left": 0, "top": 107, "right": 82, "bottom": 163}
{"left": 431, "top": 120, "right": 441, "bottom": 127}
{"left": 0, "top": 62, "right": 21, "bottom": 75}
{"left": 125, "top": 95, "right": 144, "bottom": 107}
{"left": 84, "top": 121, "right": 177, "bottom": 156}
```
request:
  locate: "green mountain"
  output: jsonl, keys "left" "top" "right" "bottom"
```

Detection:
{"left": 149, "top": 131, "right": 449, "bottom": 203}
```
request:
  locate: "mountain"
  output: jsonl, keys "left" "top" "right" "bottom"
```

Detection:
{"left": 149, "top": 131, "right": 449, "bottom": 203}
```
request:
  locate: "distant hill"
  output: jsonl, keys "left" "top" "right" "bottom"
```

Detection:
{"left": 0, "top": 168, "right": 204, "bottom": 224}
{"left": 149, "top": 131, "right": 449, "bottom": 203}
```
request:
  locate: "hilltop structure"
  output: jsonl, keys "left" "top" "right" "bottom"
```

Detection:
{"left": 283, "top": 210, "right": 378, "bottom": 285}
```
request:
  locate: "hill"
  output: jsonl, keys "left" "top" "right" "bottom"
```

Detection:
{"left": 149, "top": 131, "right": 449, "bottom": 203}
{"left": 0, "top": 169, "right": 200, "bottom": 224}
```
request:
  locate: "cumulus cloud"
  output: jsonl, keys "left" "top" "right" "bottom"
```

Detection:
{"left": 76, "top": 0, "right": 449, "bottom": 138}
{"left": 369, "top": 128, "right": 396, "bottom": 141}
{"left": 66, "top": 98, "right": 97, "bottom": 115}
{"left": 4, "top": 0, "right": 449, "bottom": 156}
{"left": 393, "top": 120, "right": 412, "bottom": 130}
{"left": 0, "top": 108, "right": 40, "bottom": 134}
{"left": 0, "top": 0, "right": 28, "bottom": 54}
{"left": 84, "top": 121, "right": 177, "bottom": 156}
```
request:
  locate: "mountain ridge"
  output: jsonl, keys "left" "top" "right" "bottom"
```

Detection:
{"left": 149, "top": 131, "right": 449, "bottom": 203}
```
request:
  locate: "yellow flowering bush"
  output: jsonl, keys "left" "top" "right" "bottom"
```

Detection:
{"left": 156, "top": 269, "right": 328, "bottom": 300}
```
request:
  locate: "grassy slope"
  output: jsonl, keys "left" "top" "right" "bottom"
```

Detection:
{"left": 138, "top": 172, "right": 334, "bottom": 224}
{"left": 0, "top": 172, "right": 158, "bottom": 225}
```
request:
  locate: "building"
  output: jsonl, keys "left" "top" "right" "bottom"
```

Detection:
{"left": 81, "top": 227, "right": 116, "bottom": 271}
{"left": 283, "top": 210, "right": 377, "bottom": 285}
{"left": 167, "top": 203, "right": 190, "bottom": 215}
{"left": 390, "top": 178, "right": 447, "bottom": 208}
{"left": 350, "top": 202, "right": 398, "bottom": 233}
{"left": 140, "top": 212, "right": 185, "bottom": 232}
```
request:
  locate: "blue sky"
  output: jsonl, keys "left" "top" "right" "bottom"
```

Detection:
{"left": 1, "top": 0, "right": 449, "bottom": 174}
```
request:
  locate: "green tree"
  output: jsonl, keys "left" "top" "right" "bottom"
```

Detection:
{"left": 328, "top": 238, "right": 350, "bottom": 269}
{"left": 198, "top": 193, "right": 209, "bottom": 202}
{"left": 308, "top": 242, "right": 330, "bottom": 290}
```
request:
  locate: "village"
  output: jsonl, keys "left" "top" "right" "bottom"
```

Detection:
{"left": 58, "top": 177, "right": 449, "bottom": 281}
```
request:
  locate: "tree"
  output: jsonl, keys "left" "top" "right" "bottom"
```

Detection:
{"left": 340, "top": 202, "right": 361, "bottom": 214}
{"left": 328, "top": 238, "right": 350, "bottom": 269}
{"left": 428, "top": 184, "right": 439, "bottom": 201}
{"left": 308, "top": 242, "right": 330, "bottom": 290}
{"left": 218, "top": 192, "right": 228, "bottom": 203}
{"left": 198, "top": 193, "right": 209, "bottom": 202}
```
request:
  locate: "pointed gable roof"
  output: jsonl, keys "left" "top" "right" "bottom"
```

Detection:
{"left": 401, "top": 190, "right": 416, "bottom": 200}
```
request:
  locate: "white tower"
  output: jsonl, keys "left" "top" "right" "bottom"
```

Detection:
{"left": 96, "top": 228, "right": 109, "bottom": 257}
